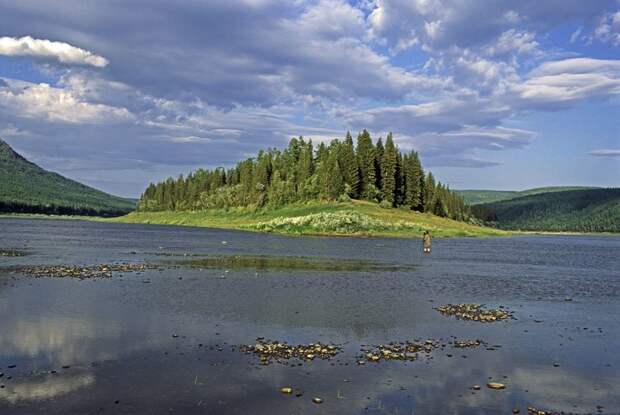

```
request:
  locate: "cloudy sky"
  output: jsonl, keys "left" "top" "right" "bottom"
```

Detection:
{"left": 1, "top": 0, "right": 619, "bottom": 197}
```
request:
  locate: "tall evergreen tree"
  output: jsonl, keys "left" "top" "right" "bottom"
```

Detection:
{"left": 339, "top": 132, "right": 360, "bottom": 197}
{"left": 297, "top": 139, "right": 314, "bottom": 184}
{"left": 322, "top": 149, "right": 344, "bottom": 200}
{"left": 375, "top": 137, "right": 384, "bottom": 191}
{"left": 404, "top": 151, "right": 423, "bottom": 210}
{"left": 424, "top": 171, "right": 436, "bottom": 212}
{"left": 356, "top": 130, "right": 375, "bottom": 198}
{"left": 381, "top": 133, "right": 397, "bottom": 206}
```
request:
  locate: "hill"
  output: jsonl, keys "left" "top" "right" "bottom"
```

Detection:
{"left": 471, "top": 188, "right": 620, "bottom": 233}
{"left": 114, "top": 200, "right": 508, "bottom": 238}
{"left": 456, "top": 186, "right": 598, "bottom": 205}
{"left": 0, "top": 138, "right": 135, "bottom": 216}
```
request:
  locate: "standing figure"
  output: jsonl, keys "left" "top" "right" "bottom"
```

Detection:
{"left": 423, "top": 230, "right": 432, "bottom": 254}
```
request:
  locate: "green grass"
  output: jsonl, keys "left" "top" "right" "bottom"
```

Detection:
{"left": 456, "top": 186, "right": 598, "bottom": 205}
{"left": 110, "top": 200, "right": 509, "bottom": 238}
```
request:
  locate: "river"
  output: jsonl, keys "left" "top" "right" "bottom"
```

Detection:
{"left": 1, "top": 218, "right": 619, "bottom": 414}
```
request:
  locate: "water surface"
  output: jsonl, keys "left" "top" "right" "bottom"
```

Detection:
{"left": 1, "top": 219, "right": 619, "bottom": 414}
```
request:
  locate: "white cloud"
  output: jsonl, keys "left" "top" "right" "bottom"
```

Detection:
{"left": 516, "top": 58, "right": 620, "bottom": 105}
{"left": 589, "top": 149, "right": 620, "bottom": 157}
{"left": 0, "top": 36, "right": 108, "bottom": 67}
{"left": 594, "top": 11, "right": 620, "bottom": 45}
{"left": 0, "top": 79, "right": 133, "bottom": 124}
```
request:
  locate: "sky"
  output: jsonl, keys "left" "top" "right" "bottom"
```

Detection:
{"left": 0, "top": 0, "right": 619, "bottom": 198}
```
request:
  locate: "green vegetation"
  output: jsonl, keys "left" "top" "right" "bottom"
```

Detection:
{"left": 138, "top": 130, "right": 471, "bottom": 221}
{"left": 0, "top": 138, "right": 135, "bottom": 216}
{"left": 456, "top": 186, "right": 598, "bottom": 205}
{"left": 471, "top": 188, "right": 620, "bottom": 232}
{"left": 115, "top": 200, "right": 507, "bottom": 238}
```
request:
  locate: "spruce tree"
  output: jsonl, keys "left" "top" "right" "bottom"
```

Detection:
{"left": 322, "top": 149, "right": 344, "bottom": 200}
{"left": 356, "top": 130, "right": 375, "bottom": 198}
{"left": 381, "top": 133, "right": 397, "bottom": 206}
{"left": 375, "top": 137, "right": 384, "bottom": 191}
{"left": 339, "top": 132, "right": 360, "bottom": 198}
{"left": 424, "top": 171, "right": 436, "bottom": 212}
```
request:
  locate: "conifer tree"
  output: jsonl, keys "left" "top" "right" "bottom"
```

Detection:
{"left": 356, "top": 130, "right": 375, "bottom": 198}
{"left": 339, "top": 132, "right": 360, "bottom": 198}
{"left": 381, "top": 133, "right": 397, "bottom": 206}
{"left": 297, "top": 139, "right": 314, "bottom": 184}
{"left": 322, "top": 149, "right": 344, "bottom": 200}
{"left": 403, "top": 151, "right": 423, "bottom": 210}
{"left": 424, "top": 171, "right": 436, "bottom": 212}
{"left": 375, "top": 137, "right": 384, "bottom": 191}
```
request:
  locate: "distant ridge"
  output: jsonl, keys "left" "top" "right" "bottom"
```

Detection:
{"left": 471, "top": 188, "right": 620, "bottom": 233}
{"left": 0, "top": 138, "right": 135, "bottom": 216}
{"left": 456, "top": 186, "right": 599, "bottom": 205}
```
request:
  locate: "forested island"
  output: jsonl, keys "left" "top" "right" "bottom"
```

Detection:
{"left": 138, "top": 131, "right": 470, "bottom": 220}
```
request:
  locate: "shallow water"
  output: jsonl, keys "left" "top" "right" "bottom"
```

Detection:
{"left": 0, "top": 218, "right": 619, "bottom": 414}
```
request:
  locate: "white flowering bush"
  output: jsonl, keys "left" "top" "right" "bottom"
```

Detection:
{"left": 248, "top": 211, "right": 425, "bottom": 234}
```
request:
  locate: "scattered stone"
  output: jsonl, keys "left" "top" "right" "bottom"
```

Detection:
{"left": 453, "top": 339, "right": 484, "bottom": 348}
{"left": 357, "top": 340, "right": 440, "bottom": 363}
{"left": 312, "top": 397, "right": 323, "bottom": 404}
{"left": 0, "top": 249, "right": 26, "bottom": 257}
{"left": 472, "top": 385, "right": 481, "bottom": 390}
{"left": 280, "top": 387, "right": 293, "bottom": 394}
{"left": 436, "top": 304, "right": 513, "bottom": 322}
{"left": 487, "top": 382, "right": 506, "bottom": 390}
{"left": 13, "top": 263, "right": 157, "bottom": 279}
{"left": 239, "top": 338, "right": 341, "bottom": 365}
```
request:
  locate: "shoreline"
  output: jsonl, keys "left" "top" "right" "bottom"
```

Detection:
{"left": 2, "top": 206, "right": 618, "bottom": 238}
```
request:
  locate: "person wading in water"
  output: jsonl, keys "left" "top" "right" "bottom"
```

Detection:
{"left": 423, "top": 230, "right": 432, "bottom": 254}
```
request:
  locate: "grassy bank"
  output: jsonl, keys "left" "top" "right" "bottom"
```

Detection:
{"left": 109, "top": 200, "right": 509, "bottom": 238}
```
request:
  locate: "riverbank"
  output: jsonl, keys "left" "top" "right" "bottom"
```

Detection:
{"left": 108, "top": 200, "right": 509, "bottom": 238}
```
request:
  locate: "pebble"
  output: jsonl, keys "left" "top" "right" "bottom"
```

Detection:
{"left": 312, "top": 397, "right": 323, "bottom": 404}
{"left": 487, "top": 382, "right": 506, "bottom": 390}
{"left": 280, "top": 387, "right": 293, "bottom": 394}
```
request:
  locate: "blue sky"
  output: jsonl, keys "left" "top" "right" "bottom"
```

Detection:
{"left": 0, "top": 0, "right": 619, "bottom": 197}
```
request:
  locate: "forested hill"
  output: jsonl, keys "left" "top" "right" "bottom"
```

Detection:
{"left": 139, "top": 131, "right": 471, "bottom": 221}
{"left": 456, "top": 186, "right": 598, "bottom": 205}
{"left": 471, "top": 188, "right": 620, "bottom": 233}
{"left": 0, "top": 138, "right": 135, "bottom": 216}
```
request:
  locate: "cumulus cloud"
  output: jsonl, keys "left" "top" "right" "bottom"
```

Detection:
{"left": 0, "top": 0, "right": 618, "bottom": 194}
{"left": 0, "top": 79, "right": 133, "bottom": 124}
{"left": 0, "top": 36, "right": 108, "bottom": 67}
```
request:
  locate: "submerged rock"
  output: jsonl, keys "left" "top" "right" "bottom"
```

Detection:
{"left": 436, "top": 304, "right": 513, "bottom": 322}
{"left": 13, "top": 263, "right": 157, "bottom": 279}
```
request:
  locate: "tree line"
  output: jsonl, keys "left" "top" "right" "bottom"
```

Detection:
{"left": 138, "top": 130, "right": 471, "bottom": 221}
{"left": 0, "top": 200, "right": 131, "bottom": 217}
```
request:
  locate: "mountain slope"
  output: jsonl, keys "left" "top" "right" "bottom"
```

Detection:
{"left": 471, "top": 188, "right": 620, "bottom": 232}
{"left": 0, "top": 138, "right": 135, "bottom": 216}
{"left": 456, "top": 186, "right": 598, "bottom": 205}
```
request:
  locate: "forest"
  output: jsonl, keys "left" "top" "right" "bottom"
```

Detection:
{"left": 471, "top": 188, "right": 620, "bottom": 232}
{"left": 138, "top": 131, "right": 471, "bottom": 221}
